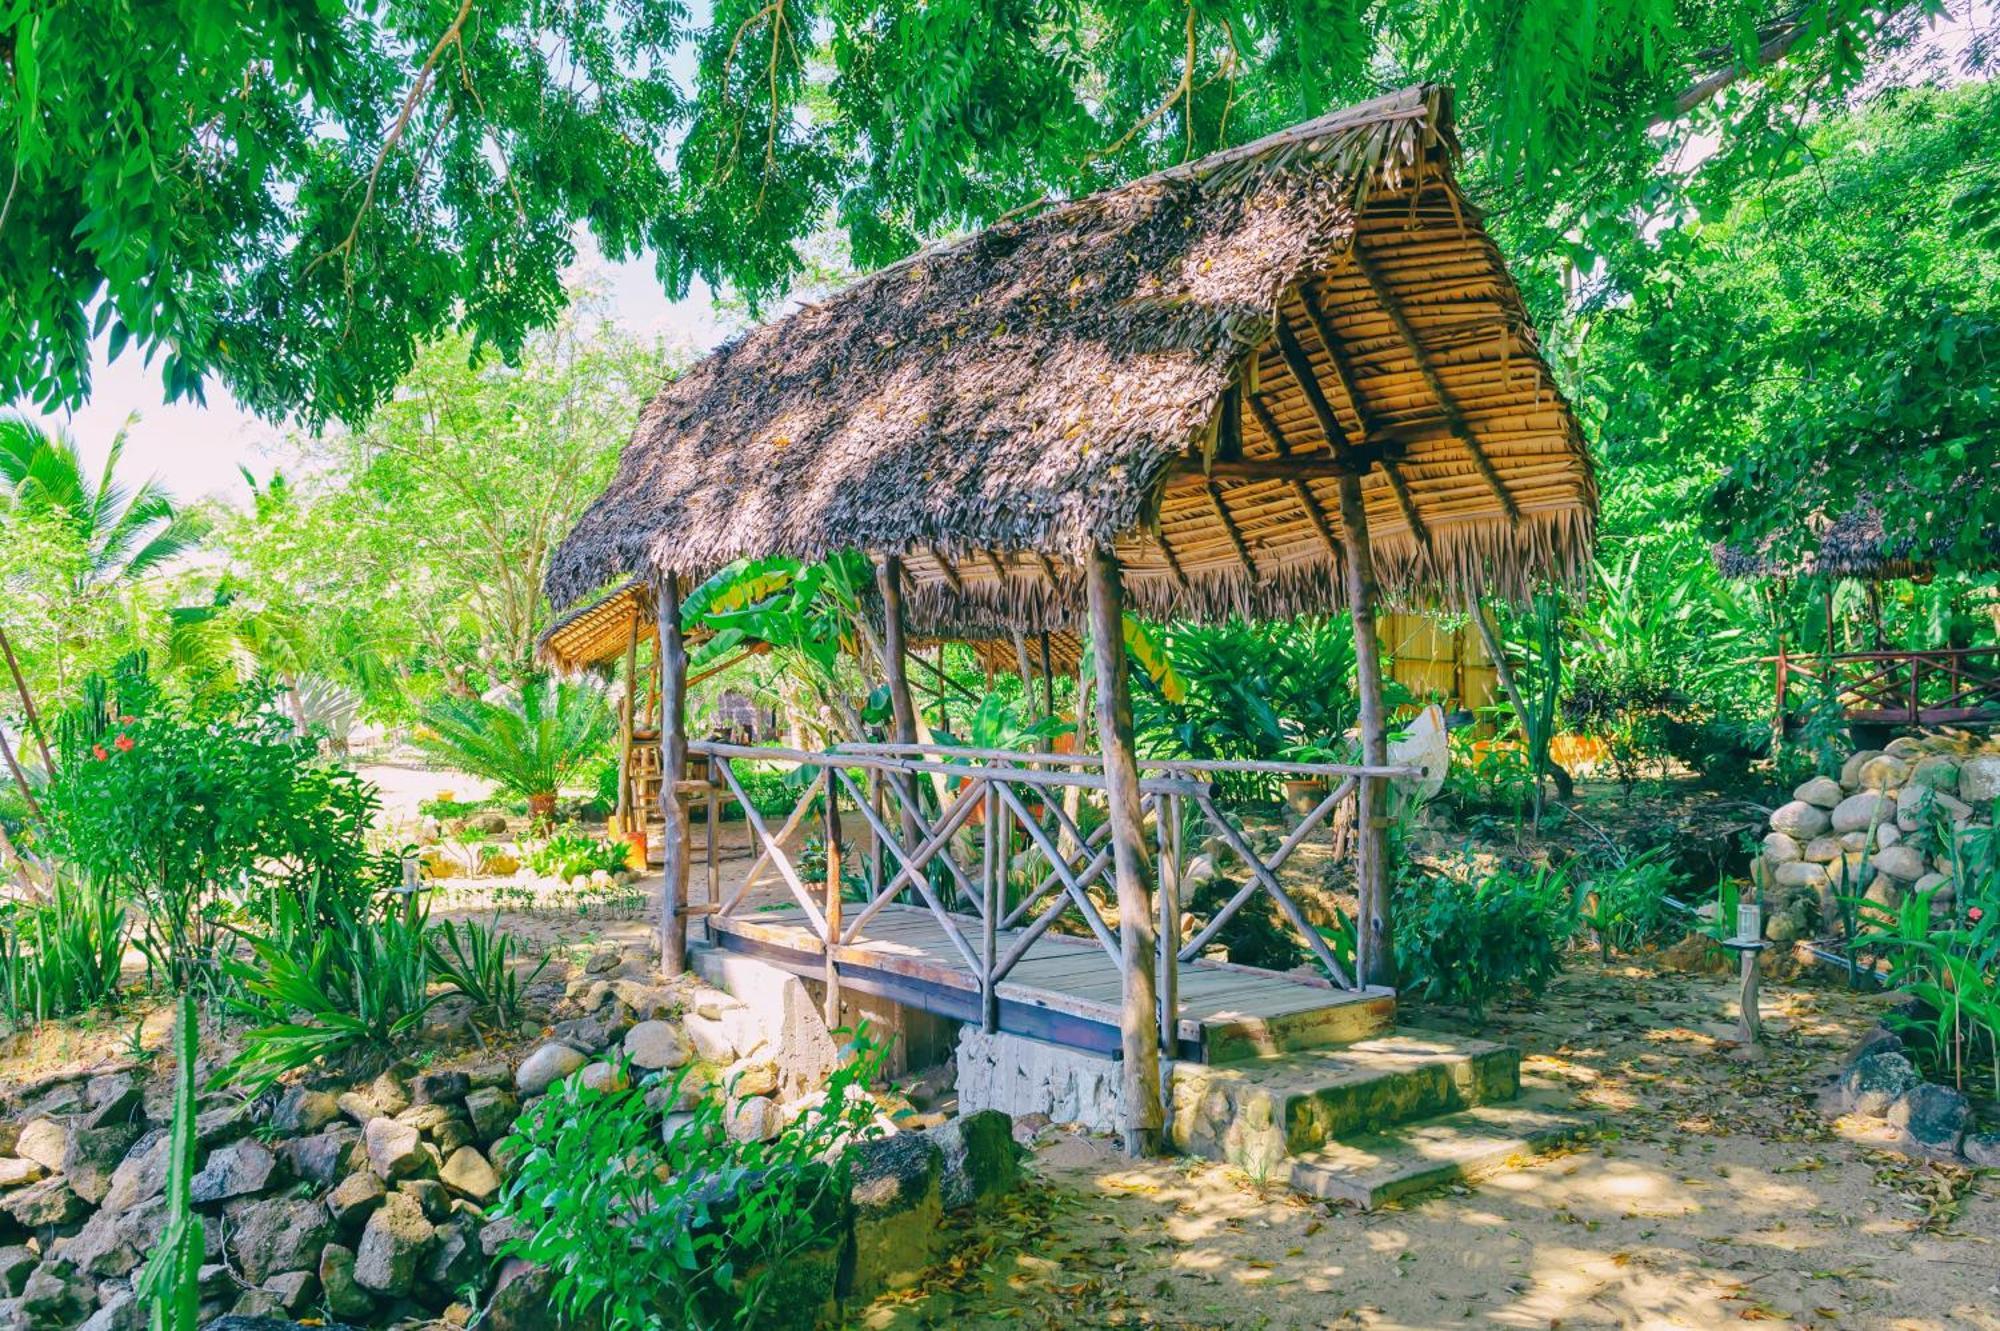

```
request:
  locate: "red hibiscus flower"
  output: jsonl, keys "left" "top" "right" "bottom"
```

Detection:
{"left": 92, "top": 743, "right": 109, "bottom": 761}
{"left": 114, "top": 733, "right": 135, "bottom": 752}
{"left": 1970, "top": 907, "right": 1985, "bottom": 924}
{"left": 117, "top": 714, "right": 135, "bottom": 724}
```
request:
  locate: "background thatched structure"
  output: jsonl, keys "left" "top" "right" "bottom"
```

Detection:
{"left": 1715, "top": 496, "right": 2000, "bottom": 582}
{"left": 546, "top": 84, "right": 1593, "bottom": 632}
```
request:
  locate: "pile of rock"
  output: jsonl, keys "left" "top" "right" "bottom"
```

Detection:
{"left": 1754, "top": 738, "right": 1997, "bottom": 942}
{"left": 1825, "top": 1028, "right": 1999, "bottom": 1168}
{"left": 0, "top": 941, "right": 1015, "bottom": 1331}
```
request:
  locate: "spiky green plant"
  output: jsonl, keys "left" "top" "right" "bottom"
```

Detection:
{"left": 137, "top": 991, "right": 202, "bottom": 1331}
{"left": 413, "top": 675, "right": 612, "bottom": 813}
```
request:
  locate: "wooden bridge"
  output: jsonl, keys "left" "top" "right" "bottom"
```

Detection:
{"left": 684, "top": 742, "right": 1405, "bottom": 1070}
{"left": 1773, "top": 647, "right": 2000, "bottom": 729}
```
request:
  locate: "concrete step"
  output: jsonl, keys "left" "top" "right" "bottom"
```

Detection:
{"left": 1287, "top": 1100, "right": 1600, "bottom": 1208}
{"left": 1168, "top": 1029, "right": 1521, "bottom": 1173}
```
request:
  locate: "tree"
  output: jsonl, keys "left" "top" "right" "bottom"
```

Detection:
{"left": 1, "top": 0, "right": 1929, "bottom": 429}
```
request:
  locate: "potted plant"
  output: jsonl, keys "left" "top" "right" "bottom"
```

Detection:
{"left": 1278, "top": 740, "right": 1353, "bottom": 814}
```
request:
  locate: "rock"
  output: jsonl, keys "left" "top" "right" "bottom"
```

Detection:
{"left": 364, "top": 1118, "right": 427, "bottom": 1181}
{"left": 1856, "top": 754, "right": 1910, "bottom": 789}
{"left": 585, "top": 947, "right": 622, "bottom": 975}
{"left": 692, "top": 987, "right": 740, "bottom": 1021}
{"left": 0, "top": 1176, "right": 87, "bottom": 1229}
{"left": 1834, "top": 1051, "right": 1923, "bottom": 1118}
{"left": 432, "top": 1117, "right": 476, "bottom": 1155}
{"left": 192, "top": 1138, "right": 285, "bottom": 1206}
{"left": 1958, "top": 755, "right": 2000, "bottom": 804}
{"left": 463, "top": 1088, "right": 519, "bottom": 1142}
{"left": 1760, "top": 832, "right": 1802, "bottom": 864}
{"left": 353, "top": 1191, "right": 434, "bottom": 1297}
{"left": 1772, "top": 860, "right": 1827, "bottom": 890}
{"left": 80, "top": 1079, "right": 143, "bottom": 1131}
{"left": 1872, "top": 843, "right": 1926, "bottom": 882}
{"left": 725, "top": 1096, "right": 781, "bottom": 1143}
{"left": 1874, "top": 821, "right": 1902, "bottom": 849}
{"left": 261, "top": 1269, "right": 318, "bottom": 1314}
{"left": 195, "top": 1102, "right": 253, "bottom": 1149}
{"left": 65, "top": 1195, "right": 165, "bottom": 1278}
{"left": 466, "top": 1061, "right": 512, "bottom": 1090}
{"left": 846, "top": 1133, "right": 943, "bottom": 1296}
{"left": 1908, "top": 755, "right": 1960, "bottom": 791}
{"left": 13, "top": 1120, "right": 66, "bottom": 1174}
{"left": 624, "top": 1021, "right": 691, "bottom": 1072}
{"left": 18, "top": 1263, "right": 92, "bottom": 1328}
{"left": 62, "top": 1122, "right": 143, "bottom": 1204}
{"left": 608, "top": 980, "right": 676, "bottom": 1021}
{"left": 1801, "top": 835, "right": 1843, "bottom": 864}
{"left": 1898, "top": 783, "right": 1973, "bottom": 830}
{"left": 477, "top": 1217, "right": 528, "bottom": 1259}
{"left": 437, "top": 1148, "right": 499, "bottom": 1204}
{"left": 0, "top": 1245, "right": 35, "bottom": 1296}
{"left": 95, "top": 1131, "right": 169, "bottom": 1215}
{"left": 575, "top": 1062, "right": 627, "bottom": 1094}
{"left": 1792, "top": 775, "right": 1844, "bottom": 808}
{"left": 927, "top": 1111, "right": 1019, "bottom": 1210}
{"left": 394, "top": 1102, "right": 463, "bottom": 1136}
{"left": 74, "top": 1283, "right": 140, "bottom": 1331}
{"left": 1912, "top": 871, "right": 1953, "bottom": 902}
{"left": 1830, "top": 791, "right": 1894, "bottom": 834}
{"left": 1765, "top": 911, "right": 1804, "bottom": 944}
{"left": 1767, "top": 800, "right": 1829, "bottom": 839}
{"left": 281, "top": 1126, "right": 362, "bottom": 1188}
{"left": 411, "top": 1071, "right": 470, "bottom": 1106}
{"left": 422, "top": 1216, "right": 483, "bottom": 1295}
{"left": 514, "top": 1044, "right": 587, "bottom": 1096}
{"left": 399, "top": 1177, "right": 452, "bottom": 1223}
{"left": 0, "top": 1159, "right": 44, "bottom": 1189}
{"left": 225, "top": 1196, "right": 333, "bottom": 1284}
{"left": 319, "top": 1242, "right": 375, "bottom": 1320}
{"left": 551, "top": 1011, "right": 631, "bottom": 1053}
{"left": 1864, "top": 874, "right": 1903, "bottom": 910}
{"left": 229, "top": 1289, "right": 289, "bottom": 1319}
{"left": 1840, "top": 749, "right": 1885, "bottom": 787}
{"left": 1963, "top": 1131, "right": 2000, "bottom": 1168}
{"left": 271, "top": 1089, "right": 341, "bottom": 1138}
{"left": 1887, "top": 1082, "right": 1972, "bottom": 1157}
{"left": 482, "top": 1258, "right": 553, "bottom": 1331}
{"left": 683, "top": 1014, "right": 737, "bottom": 1064}
{"left": 327, "top": 1170, "right": 385, "bottom": 1233}
{"left": 1838, "top": 830, "right": 1869, "bottom": 852}
{"left": 722, "top": 1059, "right": 778, "bottom": 1098}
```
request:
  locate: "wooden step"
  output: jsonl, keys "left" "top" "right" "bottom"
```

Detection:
{"left": 1168, "top": 1030, "right": 1520, "bottom": 1173}
{"left": 1286, "top": 1100, "right": 1600, "bottom": 1209}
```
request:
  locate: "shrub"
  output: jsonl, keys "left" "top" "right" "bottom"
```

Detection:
{"left": 1393, "top": 859, "right": 1576, "bottom": 1018}
{"left": 491, "top": 1032, "right": 887, "bottom": 1330}
{"left": 49, "top": 655, "right": 380, "bottom": 986}
{"left": 413, "top": 675, "right": 612, "bottom": 816}
{"left": 428, "top": 916, "right": 548, "bottom": 1027}
{"left": 1577, "top": 847, "right": 1686, "bottom": 957}
{"left": 0, "top": 872, "right": 125, "bottom": 1023}
{"left": 524, "top": 827, "right": 629, "bottom": 880}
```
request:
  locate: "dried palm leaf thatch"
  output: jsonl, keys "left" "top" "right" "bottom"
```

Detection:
{"left": 547, "top": 84, "right": 1594, "bottom": 631}
{"left": 1714, "top": 490, "right": 2000, "bottom": 582}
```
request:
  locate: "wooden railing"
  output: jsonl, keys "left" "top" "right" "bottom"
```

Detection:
{"left": 684, "top": 740, "right": 1413, "bottom": 1058}
{"left": 1773, "top": 648, "right": 2000, "bottom": 728}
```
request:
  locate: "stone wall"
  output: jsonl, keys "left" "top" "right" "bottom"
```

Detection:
{"left": 1756, "top": 736, "right": 1997, "bottom": 942}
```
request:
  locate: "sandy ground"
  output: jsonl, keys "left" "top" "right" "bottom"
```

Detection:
{"left": 850, "top": 961, "right": 2000, "bottom": 1331}
{"left": 356, "top": 761, "right": 496, "bottom": 820}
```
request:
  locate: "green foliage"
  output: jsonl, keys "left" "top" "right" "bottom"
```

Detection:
{"left": 414, "top": 675, "right": 613, "bottom": 809}
{"left": 0, "top": 871, "right": 125, "bottom": 1023}
{"left": 1394, "top": 859, "right": 1577, "bottom": 1018}
{"left": 217, "top": 898, "right": 439, "bottom": 1095}
{"left": 49, "top": 655, "right": 381, "bottom": 985}
{"left": 524, "top": 828, "right": 631, "bottom": 881}
{"left": 137, "top": 991, "right": 203, "bottom": 1331}
{"left": 1577, "top": 847, "right": 1687, "bottom": 957}
{"left": 427, "top": 916, "right": 549, "bottom": 1029}
{"left": 491, "top": 1032, "right": 888, "bottom": 1330}
{"left": 933, "top": 691, "right": 1073, "bottom": 753}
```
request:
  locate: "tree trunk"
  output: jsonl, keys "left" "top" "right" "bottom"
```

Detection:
{"left": 1336, "top": 473, "right": 1394, "bottom": 989}
{"left": 1085, "top": 546, "right": 1162, "bottom": 1156}
{"left": 655, "top": 576, "right": 690, "bottom": 976}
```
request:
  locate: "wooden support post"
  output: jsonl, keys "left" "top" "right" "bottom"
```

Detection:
{"left": 1335, "top": 475, "right": 1395, "bottom": 989}
{"left": 1038, "top": 632, "right": 1056, "bottom": 718}
{"left": 1085, "top": 546, "right": 1163, "bottom": 1156}
{"left": 615, "top": 612, "right": 639, "bottom": 830}
{"left": 981, "top": 784, "right": 1000, "bottom": 1033}
{"left": 876, "top": 555, "right": 923, "bottom": 849}
{"left": 1154, "top": 791, "right": 1181, "bottom": 1069}
{"left": 823, "top": 764, "right": 843, "bottom": 1028}
{"left": 655, "top": 576, "right": 691, "bottom": 976}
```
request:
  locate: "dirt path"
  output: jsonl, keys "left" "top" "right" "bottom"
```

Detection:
{"left": 852, "top": 960, "right": 2000, "bottom": 1331}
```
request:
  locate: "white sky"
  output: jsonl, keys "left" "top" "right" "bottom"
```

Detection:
{"left": 12, "top": 1, "right": 1993, "bottom": 511}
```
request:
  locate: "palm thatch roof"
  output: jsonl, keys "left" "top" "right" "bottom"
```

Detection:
{"left": 546, "top": 84, "right": 1594, "bottom": 631}
{"left": 1714, "top": 484, "right": 2000, "bottom": 582}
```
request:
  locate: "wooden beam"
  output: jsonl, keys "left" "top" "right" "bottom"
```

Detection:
{"left": 654, "top": 575, "right": 690, "bottom": 976}
{"left": 1245, "top": 391, "right": 1292, "bottom": 458}
{"left": 927, "top": 545, "right": 964, "bottom": 593}
{"left": 1084, "top": 545, "right": 1162, "bottom": 1157}
{"left": 1215, "top": 383, "right": 1243, "bottom": 461}
{"left": 982, "top": 551, "right": 1013, "bottom": 586}
{"left": 1205, "top": 484, "right": 1258, "bottom": 577}
{"left": 1173, "top": 456, "right": 1361, "bottom": 481}
{"left": 1152, "top": 527, "right": 1193, "bottom": 592}
{"left": 1034, "top": 552, "right": 1063, "bottom": 587}
{"left": 1291, "top": 479, "right": 1341, "bottom": 563}
{"left": 1334, "top": 476, "right": 1394, "bottom": 988}
{"left": 1351, "top": 247, "right": 1521, "bottom": 523}
{"left": 1273, "top": 316, "right": 1361, "bottom": 461}
{"left": 1299, "top": 284, "right": 1430, "bottom": 548}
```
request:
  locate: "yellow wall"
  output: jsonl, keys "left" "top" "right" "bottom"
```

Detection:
{"left": 1376, "top": 611, "right": 1500, "bottom": 716}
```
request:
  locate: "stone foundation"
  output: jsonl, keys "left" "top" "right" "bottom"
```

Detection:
{"left": 955, "top": 1029, "right": 1126, "bottom": 1133}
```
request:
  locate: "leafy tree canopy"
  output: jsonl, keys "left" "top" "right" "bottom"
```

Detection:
{"left": 0, "top": 0, "right": 1918, "bottom": 428}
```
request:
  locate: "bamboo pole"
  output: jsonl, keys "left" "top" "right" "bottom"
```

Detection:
{"left": 823, "top": 764, "right": 843, "bottom": 1027}
{"left": 615, "top": 611, "right": 639, "bottom": 830}
{"left": 1085, "top": 545, "right": 1162, "bottom": 1156}
{"left": 1336, "top": 474, "right": 1395, "bottom": 988}
{"left": 655, "top": 576, "right": 690, "bottom": 976}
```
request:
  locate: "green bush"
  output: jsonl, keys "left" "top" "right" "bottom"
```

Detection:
{"left": 524, "top": 828, "right": 629, "bottom": 880}
{"left": 491, "top": 1033, "right": 887, "bottom": 1330}
{"left": 1394, "top": 859, "right": 1577, "bottom": 1018}
{"left": 428, "top": 916, "right": 549, "bottom": 1027}
{"left": 413, "top": 675, "right": 612, "bottom": 813}
{"left": 49, "top": 654, "right": 380, "bottom": 987}
{"left": 1577, "top": 847, "right": 1687, "bottom": 957}
{"left": 0, "top": 872, "right": 126, "bottom": 1023}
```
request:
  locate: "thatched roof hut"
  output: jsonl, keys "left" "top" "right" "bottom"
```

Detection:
{"left": 1714, "top": 496, "right": 2000, "bottom": 582}
{"left": 546, "top": 84, "right": 1593, "bottom": 632}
